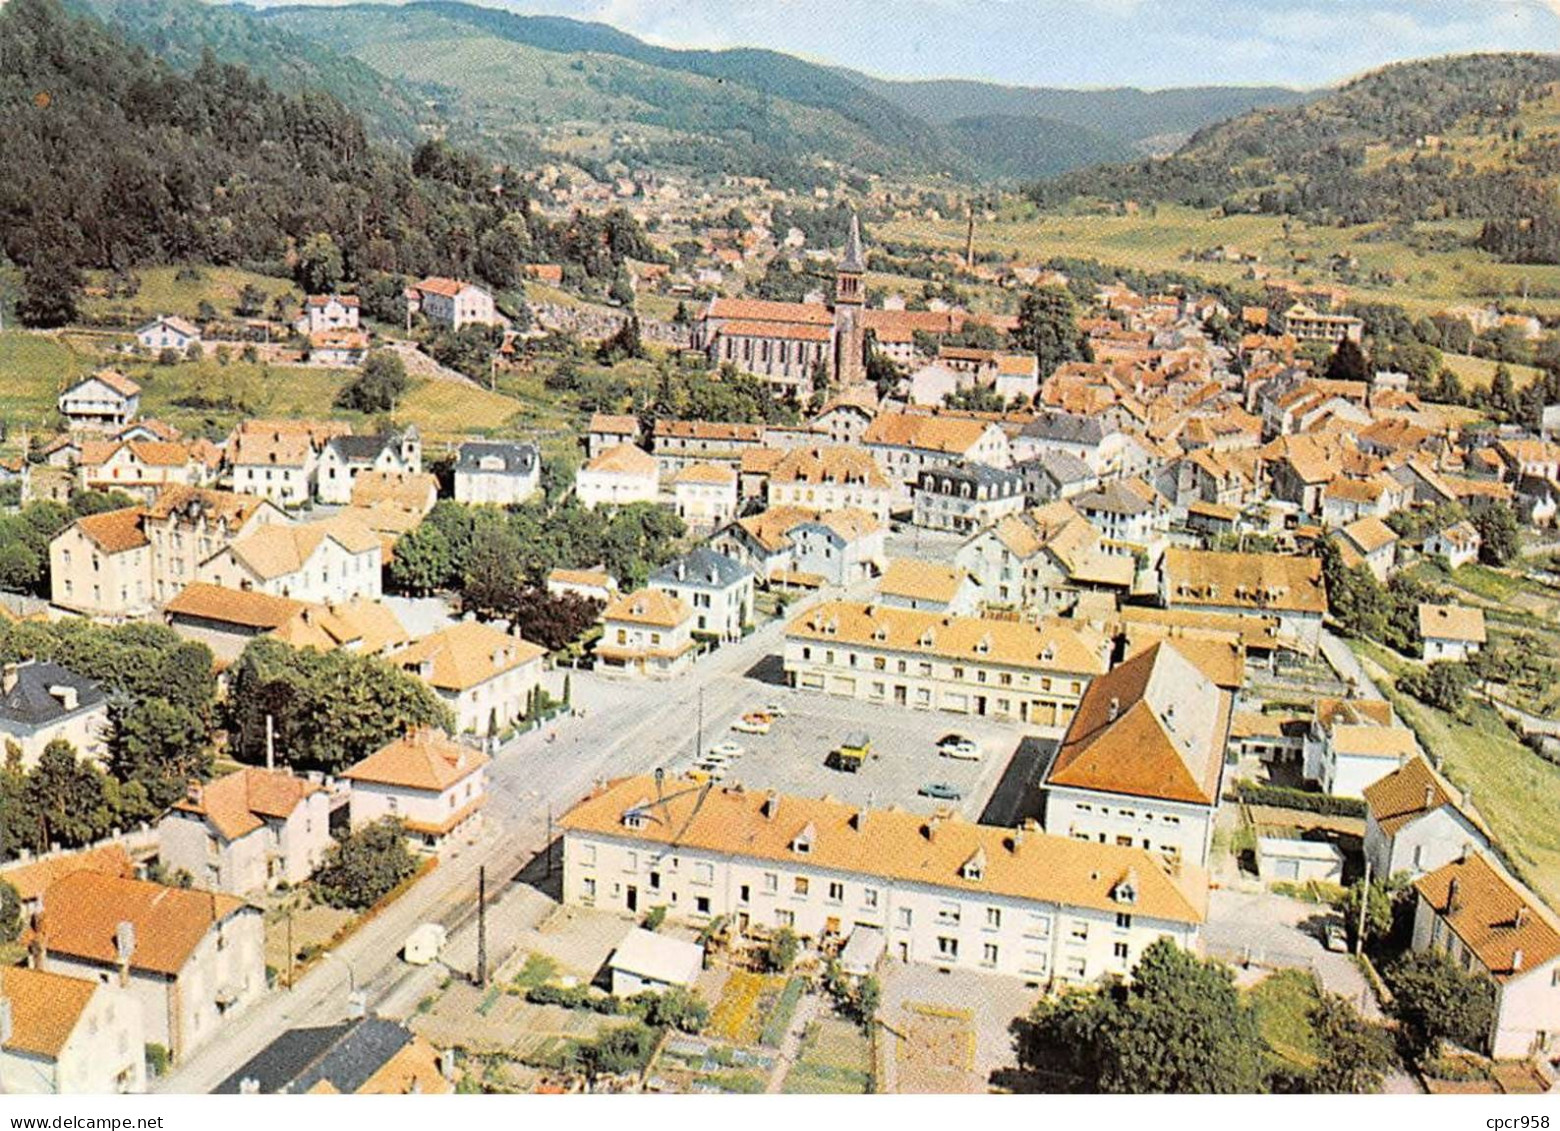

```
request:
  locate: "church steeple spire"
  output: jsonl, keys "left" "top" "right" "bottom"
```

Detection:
{"left": 841, "top": 211, "right": 865, "bottom": 274}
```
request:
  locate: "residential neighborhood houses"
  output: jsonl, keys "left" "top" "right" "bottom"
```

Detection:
{"left": 4, "top": 45, "right": 1560, "bottom": 1102}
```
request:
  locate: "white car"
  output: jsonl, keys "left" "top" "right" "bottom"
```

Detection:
{"left": 731, "top": 713, "right": 773, "bottom": 735}
{"left": 937, "top": 734, "right": 981, "bottom": 761}
{"left": 709, "top": 740, "right": 746, "bottom": 759}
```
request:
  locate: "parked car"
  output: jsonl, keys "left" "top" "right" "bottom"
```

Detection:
{"left": 709, "top": 740, "right": 745, "bottom": 759}
{"left": 1323, "top": 920, "right": 1349, "bottom": 953}
{"left": 731, "top": 712, "right": 773, "bottom": 735}
{"left": 693, "top": 761, "right": 728, "bottom": 780}
{"left": 763, "top": 703, "right": 788, "bottom": 718}
{"left": 937, "top": 734, "right": 981, "bottom": 761}
{"left": 918, "top": 782, "right": 963, "bottom": 801}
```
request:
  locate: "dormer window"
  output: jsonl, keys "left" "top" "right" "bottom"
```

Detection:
{"left": 623, "top": 800, "right": 650, "bottom": 830}
{"left": 919, "top": 629, "right": 936, "bottom": 648}
{"left": 1111, "top": 869, "right": 1139, "bottom": 905}
{"left": 974, "top": 635, "right": 991, "bottom": 655}
{"left": 791, "top": 822, "right": 816, "bottom": 854}
{"left": 961, "top": 846, "right": 987, "bottom": 882}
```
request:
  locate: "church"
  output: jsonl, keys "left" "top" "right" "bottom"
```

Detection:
{"left": 691, "top": 214, "right": 868, "bottom": 401}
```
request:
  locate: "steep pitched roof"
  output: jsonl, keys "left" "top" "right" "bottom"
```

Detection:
{"left": 39, "top": 873, "right": 247, "bottom": 976}
{"left": 171, "top": 768, "right": 323, "bottom": 841}
{"left": 71, "top": 507, "right": 149, "bottom": 554}
{"left": 769, "top": 446, "right": 887, "bottom": 489}
{"left": 0, "top": 660, "right": 106, "bottom": 727}
{"left": 343, "top": 728, "right": 488, "bottom": 792}
{"left": 1046, "top": 642, "right": 1228, "bottom": 806}
{"left": 1162, "top": 548, "right": 1327, "bottom": 616}
{"left": 395, "top": 622, "right": 545, "bottom": 691}
{"left": 0, "top": 844, "right": 132, "bottom": 904}
{"left": 602, "top": 588, "right": 692, "bottom": 629}
{"left": 584, "top": 443, "right": 658, "bottom": 477}
{"left": 1363, "top": 755, "right": 1463, "bottom": 838}
{"left": 561, "top": 776, "right": 1204, "bottom": 926}
{"left": 0, "top": 967, "right": 100, "bottom": 1060}
{"left": 1414, "top": 852, "right": 1560, "bottom": 980}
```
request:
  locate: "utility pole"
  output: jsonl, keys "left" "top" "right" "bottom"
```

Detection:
{"left": 1354, "top": 856, "right": 1373, "bottom": 956}
{"left": 476, "top": 865, "right": 488, "bottom": 989}
{"left": 285, "top": 909, "right": 294, "bottom": 991}
{"left": 695, "top": 686, "right": 704, "bottom": 762}
{"left": 545, "top": 804, "right": 553, "bottom": 879}
{"left": 265, "top": 713, "right": 275, "bottom": 772}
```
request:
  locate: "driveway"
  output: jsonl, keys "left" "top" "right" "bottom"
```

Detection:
{"left": 1318, "top": 629, "right": 1385, "bottom": 700}
{"left": 1205, "top": 889, "right": 1380, "bottom": 1019}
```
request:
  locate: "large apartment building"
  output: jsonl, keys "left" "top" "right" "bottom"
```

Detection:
{"left": 559, "top": 776, "right": 1205, "bottom": 986}
{"left": 783, "top": 600, "right": 1109, "bottom": 729}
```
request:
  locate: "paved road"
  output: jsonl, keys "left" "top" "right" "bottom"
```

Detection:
{"left": 1318, "top": 628, "right": 1385, "bottom": 700}
{"left": 158, "top": 600, "right": 824, "bottom": 1093}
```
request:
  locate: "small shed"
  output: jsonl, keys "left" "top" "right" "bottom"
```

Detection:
{"left": 607, "top": 928, "right": 704, "bottom": 996}
{"left": 839, "top": 926, "right": 886, "bottom": 977}
{"left": 403, "top": 923, "right": 447, "bottom": 965}
{"left": 1256, "top": 835, "right": 1344, "bottom": 884}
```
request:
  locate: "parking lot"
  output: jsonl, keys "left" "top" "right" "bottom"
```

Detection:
{"left": 665, "top": 683, "right": 1031, "bottom": 820}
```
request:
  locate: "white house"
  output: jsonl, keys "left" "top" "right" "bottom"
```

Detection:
{"left": 911, "top": 462, "right": 1027, "bottom": 534}
{"left": 57, "top": 370, "right": 141, "bottom": 430}
{"left": 135, "top": 315, "right": 201, "bottom": 354}
{"left": 876, "top": 559, "right": 980, "bottom": 617}
{"left": 766, "top": 446, "right": 892, "bottom": 522}
{"left": 576, "top": 444, "right": 660, "bottom": 510}
{"left": 38, "top": 873, "right": 265, "bottom": 1064}
{"left": 1041, "top": 641, "right": 1232, "bottom": 868}
{"left": 314, "top": 429, "right": 422, "bottom": 506}
{"left": 1362, "top": 756, "right": 1490, "bottom": 882}
{"left": 1419, "top": 603, "right": 1486, "bottom": 662}
{"left": 671, "top": 463, "right": 739, "bottom": 533}
{"left": 559, "top": 776, "right": 1205, "bottom": 986}
{"left": 343, "top": 728, "right": 489, "bottom": 852}
{"left": 454, "top": 440, "right": 540, "bottom": 506}
{"left": 0, "top": 660, "right": 109, "bottom": 771}
{"left": 862, "top": 414, "right": 1012, "bottom": 503}
{"left": 596, "top": 588, "right": 696, "bottom": 678}
{"left": 392, "top": 621, "right": 546, "bottom": 737}
{"left": 649, "top": 548, "right": 754, "bottom": 642}
{"left": 295, "top": 294, "right": 361, "bottom": 336}
{"left": 158, "top": 768, "right": 332, "bottom": 895}
{"left": 407, "top": 277, "right": 503, "bottom": 330}
{"left": 1411, "top": 851, "right": 1560, "bottom": 1061}
{"left": 0, "top": 967, "right": 145, "bottom": 1094}
{"left": 198, "top": 515, "right": 382, "bottom": 605}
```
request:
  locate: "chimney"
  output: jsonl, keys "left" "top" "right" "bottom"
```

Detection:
{"left": 1512, "top": 948, "right": 1525, "bottom": 973}
{"left": 1447, "top": 877, "right": 1461, "bottom": 914}
{"left": 114, "top": 920, "right": 136, "bottom": 987}
{"left": 1424, "top": 785, "right": 1435, "bottom": 810}
{"left": 2, "top": 663, "right": 18, "bottom": 695}
{"left": 1107, "top": 696, "right": 1121, "bottom": 722}
{"left": 761, "top": 792, "right": 778, "bottom": 820}
{"left": 187, "top": 781, "right": 203, "bottom": 806}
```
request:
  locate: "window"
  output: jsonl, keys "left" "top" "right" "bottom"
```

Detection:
{"left": 776, "top": 909, "right": 795, "bottom": 928}
{"left": 764, "top": 872, "right": 778, "bottom": 894}
{"left": 582, "top": 878, "right": 596, "bottom": 901}
{"left": 1115, "top": 912, "right": 1133, "bottom": 930}
{"left": 986, "top": 907, "right": 1002, "bottom": 929}
{"left": 827, "top": 881, "right": 844, "bottom": 903}
{"left": 937, "top": 901, "right": 961, "bottom": 925}
{"left": 936, "top": 937, "right": 959, "bottom": 959}
{"left": 739, "top": 884, "right": 751, "bottom": 904}
{"left": 982, "top": 943, "right": 999, "bottom": 967}
{"left": 1113, "top": 942, "right": 1130, "bottom": 961}
{"left": 863, "top": 888, "right": 879, "bottom": 909}
{"left": 693, "top": 861, "right": 714, "bottom": 885}
{"left": 1066, "top": 957, "right": 1087, "bottom": 979}
{"left": 897, "top": 907, "right": 913, "bottom": 928}
{"left": 625, "top": 851, "right": 639, "bottom": 873}
{"left": 696, "top": 896, "right": 711, "bottom": 915}
{"left": 794, "top": 876, "right": 810, "bottom": 897}
{"left": 1069, "top": 920, "right": 1089, "bottom": 942}
{"left": 1025, "top": 913, "right": 1051, "bottom": 939}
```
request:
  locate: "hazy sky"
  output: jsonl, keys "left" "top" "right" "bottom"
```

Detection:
{"left": 241, "top": 0, "right": 1560, "bottom": 89}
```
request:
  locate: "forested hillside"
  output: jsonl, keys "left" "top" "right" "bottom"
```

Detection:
{"left": 59, "top": 0, "right": 432, "bottom": 146}
{"left": 1025, "top": 54, "right": 1560, "bottom": 261}
{"left": 0, "top": 0, "right": 658, "bottom": 325}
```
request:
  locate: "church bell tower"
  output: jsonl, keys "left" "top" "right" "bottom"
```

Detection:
{"left": 833, "top": 212, "right": 867, "bottom": 389}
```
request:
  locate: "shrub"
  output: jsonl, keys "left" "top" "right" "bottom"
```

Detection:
{"left": 313, "top": 819, "right": 418, "bottom": 910}
{"left": 1231, "top": 781, "right": 1368, "bottom": 818}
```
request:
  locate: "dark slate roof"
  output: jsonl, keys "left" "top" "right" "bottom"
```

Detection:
{"left": 0, "top": 661, "right": 106, "bottom": 727}
{"left": 840, "top": 213, "right": 866, "bottom": 273}
{"left": 651, "top": 547, "right": 753, "bottom": 590}
{"left": 455, "top": 440, "right": 539, "bottom": 477}
{"left": 328, "top": 434, "right": 396, "bottom": 463}
{"left": 917, "top": 461, "right": 1023, "bottom": 489}
{"left": 214, "top": 1018, "right": 416, "bottom": 1094}
{"left": 1033, "top": 450, "right": 1095, "bottom": 484}
{"left": 1020, "top": 412, "right": 1108, "bottom": 445}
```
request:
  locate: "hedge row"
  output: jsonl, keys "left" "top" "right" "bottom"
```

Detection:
{"left": 1231, "top": 781, "right": 1368, "bottom": 819}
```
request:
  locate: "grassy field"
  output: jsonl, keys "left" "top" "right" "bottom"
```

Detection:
{"left": 1352, "top": 638, "right": 1560, "bottom": 909}
{"left": 0, "top": 333, "right": 96, "bottom": 432}
{"left": 80, "top": 266, "right": 301, "bottom": 324}
{"left": 782, "top": 1017, "right": 873, "bottom": 1094}
{"left": 1248, "top": 969, "right": 1323, "bottom": 1077}
{"left": 878, "top": 202, "right": 1560, "bottom": 320}
{"left": 1441, "top": 353, "right": 1546, "bottom": 392}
